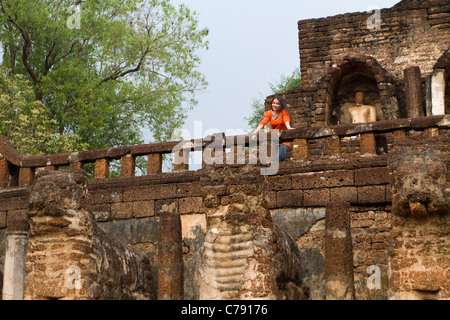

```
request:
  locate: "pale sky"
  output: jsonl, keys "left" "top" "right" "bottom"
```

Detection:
{"left": 169, "top": 0, "right": 401, "bottom": 140}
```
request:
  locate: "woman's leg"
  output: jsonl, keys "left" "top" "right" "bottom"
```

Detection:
{"left": 278, "top": 144, "right": 289, "bottom": 162}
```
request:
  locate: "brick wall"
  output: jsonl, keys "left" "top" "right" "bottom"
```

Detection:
{"left": 265, "top": 0, "right": 449, "bottom": 128}
{"left": 298, "top": 0, "right": 450, "bottom": 85}
{"left": 268, "top": 156, "right": 391, "bottom": 299}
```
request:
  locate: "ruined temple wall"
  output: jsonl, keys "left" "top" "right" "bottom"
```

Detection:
{"left": 267, "top": 0, "right": 450, "bottom": 128}
{"left": 0, "top": 189, "right": 28, "bottom": 257}
{"left": 0, "top": 173, "right": 206, "bottom": 299}
{"left": 1, "top": 123, "right": 447, "bottom": 300}
{"left": 298, "top": 1, "right": 450, "bottom": 87}
{"left": 0, "top": 164, "right": 392, "bottom": 300}
{"left": 267, "top": 159, "right": 392, "bottom": 300}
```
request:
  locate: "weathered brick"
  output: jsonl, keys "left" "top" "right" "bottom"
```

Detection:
{"left": 19, "top": 167, "right": 35, "bottom": 187}
{"left": 355, "top": 167, "right": 389, "bottom": 186}
{"left": 178, "top": 197, "right": 203, "bottom": 214}
{"left": 132, "top": 200, "right": 155, "bottom": 218}
{"left": 292, "top": 139, "right": 309, "bottom": 160}
{"left": 177, "top": 182, "right": 201, "bottom": 197}
{"left": 276, "top": 190, "right": 303, "bottom": 208}
{"left": 155, "top": 199, "right": 178, "bottom": 214}
{"left": 0, "top": 157, "right": 9, "bottom": 188}
{"left": 123, "top": 184, "right": 177, "bottom": 201}
{"left": 89, "top": 189, "right": 123, "bottom": 204}
{"left": 294, "top": 170, "right": 354, "bottom": 189}
{"left": 330, "top": 187, "right": 357, "bottom": 203}
{"left": 357, "top": 185, "right": 386, "bottom": 204}
{"left": 111, "top": 202, "right": 133, "bottom": 219}
{"left": 89, "top": 203, "right": 111, "bottom": 221}
{"left": 267, "top": 175, "right": 292, "bottom": 191}
{"left": 303, "top": 189, "right": 330, "bottom": 206}
{"left": 94, "top": 159, "right": 109, "bottom": 179}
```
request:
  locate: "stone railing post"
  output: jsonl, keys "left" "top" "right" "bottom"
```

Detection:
{"left": 18, "top": 167, "right": 35, "bottom": 187}
{"left": 325, "top": 135, "right": 341, "bottom": 157}
{"left": 292, "top": 138, "right": 309, "bottom": 160}
{"left": 120, "top": 154, "right": 135, "bottom": 177}
{"left": 360, "top": 133, "right": 377, "bottom": 155}
{"left": 393, "top": 129, "right": 406, "bottom": 141}
{"left": 94, "top": 158, "right": 109, "bottom": 179}
{"left": 70, "top": 161, "right": 84, "bottom": 170}
{"left": 0, "top": 156, "right": 10, "bottom": 188}
{"left": 147, "top": 153, "right": 162, "bottom": 174}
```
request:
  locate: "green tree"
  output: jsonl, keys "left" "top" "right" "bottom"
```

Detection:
{"left": 0, "top": 66, "right": 86, "bottom": 154}
{"left": 0, "top": 0, "right": 208, "bottom": 153}
{"left": 245, "top": 68, "right": 301, "bottom": 131}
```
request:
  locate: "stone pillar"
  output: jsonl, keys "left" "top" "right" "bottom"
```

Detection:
{"left": 393, "top": 129, "right": 406, "bottom": 141}
{"left": 158, "top": 211, "right": 183, "bottom": 300}
{"left": 292, "top": 139, "right": 309, "bottom": 160}
{"left": 0, "top": 156, "right": 10, "bottom": 188}
{"left": 70, "top": 161, "right": 83, "bottom": 170}
{"left": 120, "top": 154, "right": 135, "bottom": 177}
{"left": 431, "top": 69, "right": 445, "bottom": 116}
{"left": 360, "top": 133, "right": 377, "bottom": 155}
{"left": 18, "top": 167, "right": 35, "bottom": 187}
{"left": 2, "top": 211, "right": 29, "bottom": 300}
{"left": 325, "top": 135, "right": 341, "bottom": 157}
{"left": 404, "top": 66, "right": 424, "bottom": 118}
{"left": 147, "top": 153, "right": 162, "bottom": 174}
{"left": 325, "top": 201, "right": 354, "bottom": 300}
{"left": 94, "top": 158, "right": 109, "bottom": 179}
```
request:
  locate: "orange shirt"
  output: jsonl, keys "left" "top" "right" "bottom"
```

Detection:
{"left": 259, "top": 110, "right": 291, "bottom": 146}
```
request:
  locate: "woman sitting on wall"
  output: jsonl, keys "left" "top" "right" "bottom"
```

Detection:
{"left": 253, "top": 95, "right": 294, "bottom": 161}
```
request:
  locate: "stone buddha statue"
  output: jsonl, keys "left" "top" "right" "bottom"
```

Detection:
{"left": 348, "top": 91, "right": 377, "bottom": 123}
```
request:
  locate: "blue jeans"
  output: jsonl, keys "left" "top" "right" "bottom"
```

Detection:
{"left": 277, "top": 144, "right": 289, "bottom": 162}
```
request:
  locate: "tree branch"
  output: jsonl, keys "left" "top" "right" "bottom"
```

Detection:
{"left": 99, "top": 45, "right": 150, "bottom": 85}
{"left": 0, "top": 0, "right": 41, "bottom": 99}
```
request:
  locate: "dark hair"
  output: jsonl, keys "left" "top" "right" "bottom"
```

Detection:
{"left": 271, "top": 95, "right": 292, "bottom": 126}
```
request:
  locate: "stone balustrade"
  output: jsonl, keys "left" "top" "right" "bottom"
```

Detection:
{"left": 0, "top": 115, "right": 448, "bottom": 190}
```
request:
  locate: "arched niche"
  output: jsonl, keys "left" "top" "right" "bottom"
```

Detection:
{"left": 322, "top": 55, "right": 398, "bottom": 126}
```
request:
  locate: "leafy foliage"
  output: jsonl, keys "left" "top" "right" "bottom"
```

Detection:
{"left": 0, "top": 67, "right": 85, "bottom": 154}
{"left": 245, "top": 68, "right": 301, "bottom": 131}
{"left": 269, "top": 67, "right": 302, "bottom": 95}
{"left": 0, "top": 0, "right": 208, "bottom": 154}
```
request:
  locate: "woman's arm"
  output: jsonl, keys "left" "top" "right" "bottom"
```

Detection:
{"left": 253, "top": 124, "right": 264, "bottom": 134}
{"left": 253, "top": 112, "right": 271, "bottom": 134}
{"left": 285, "top": 121, "right": 294, "bottom": 130}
